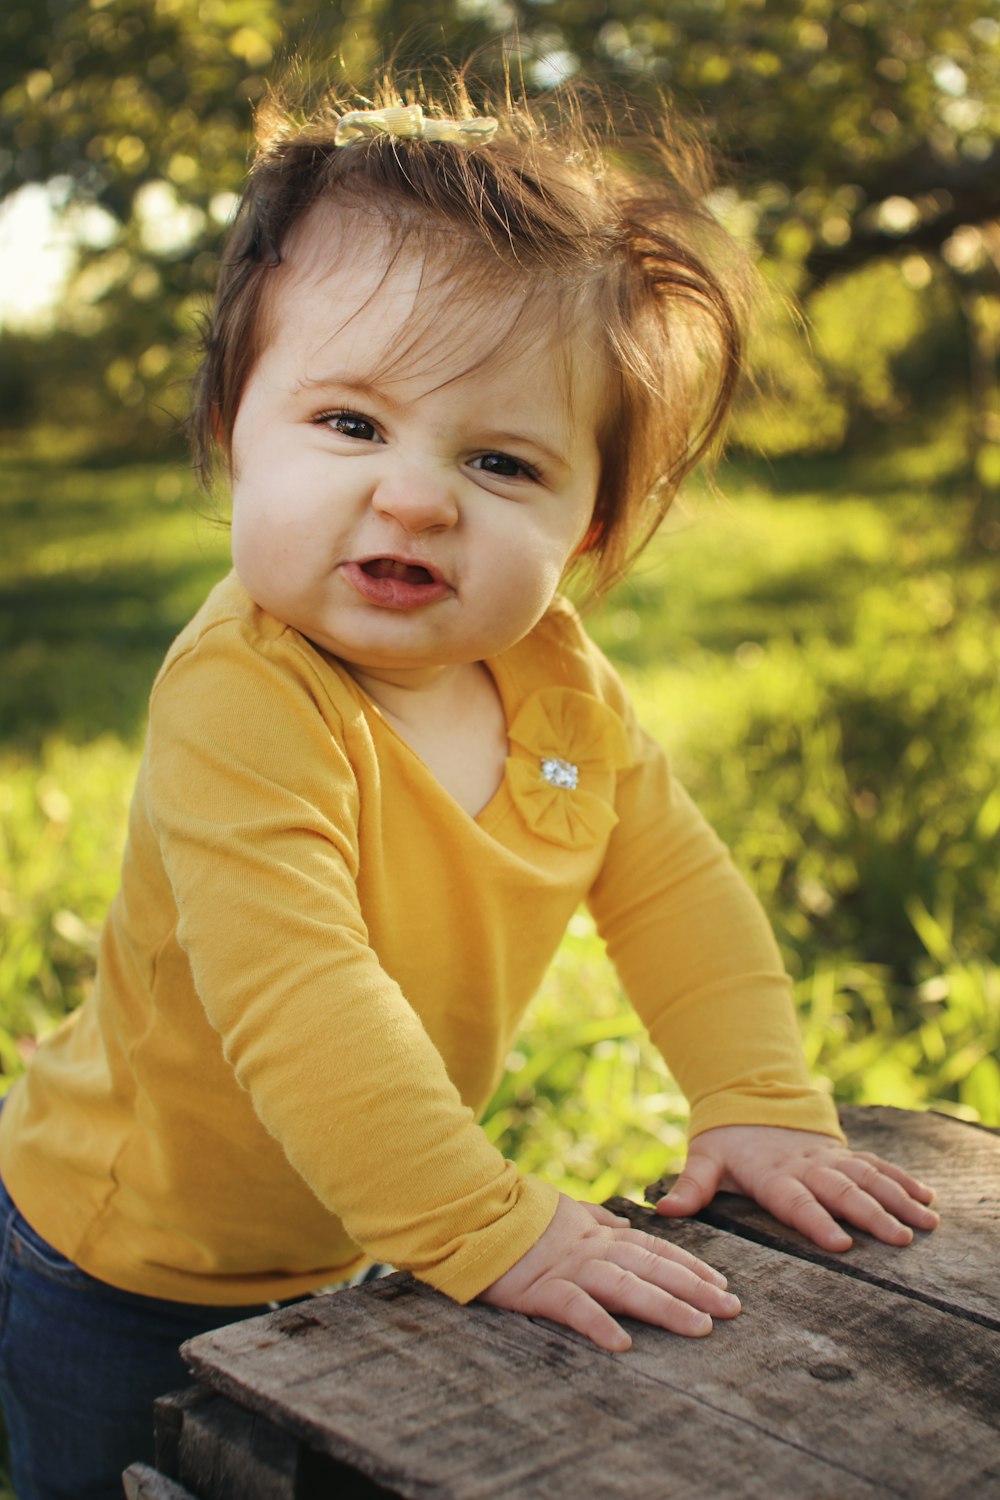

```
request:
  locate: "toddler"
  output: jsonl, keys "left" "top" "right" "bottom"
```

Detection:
{"left": 0, "top": 74, "right": 938, "bottom": 1500}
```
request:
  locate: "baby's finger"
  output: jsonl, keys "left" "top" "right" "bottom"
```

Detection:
{"left": 751, "top": 1175, "right": 854, "bottom": 1252}
{"left": 611, "top": 1226, "right": 730, "bottom": 1289}
{"left": 806, "top": 1165, "right": 916, "bottom": 1246}
{"left": 847, "top": 1153, "right": 940, "bottom": 1214}
{"left": 579, "top": 1259, "right": 716, "bottom": 1339}
{"left": 654, "top": 1152, "right": 723, "bottom": 1218}
{"left": 527, "top": 1278, "right": 634, "bottom": 1352}
{"left": 605, "top": 1240, "right": 741, "bottom": 1319}
{"left": 829, "top": 1158, "right": 940, "bottom": 1234}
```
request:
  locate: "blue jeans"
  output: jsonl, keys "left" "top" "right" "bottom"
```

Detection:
{"left": 0, "top": 1173, "right": 308, "bottom": 1500}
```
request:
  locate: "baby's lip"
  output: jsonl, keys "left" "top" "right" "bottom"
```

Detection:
{"left": 342, "top": 555, "right": 453, "bottom": 611}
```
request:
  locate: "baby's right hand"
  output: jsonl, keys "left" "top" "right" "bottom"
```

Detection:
{"left": 477, "top": 1193, "right": 741, "bottom": 1352}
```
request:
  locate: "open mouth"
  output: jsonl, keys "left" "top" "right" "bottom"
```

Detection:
{"left": 344, "top": 556, "right": 451, "bottom": 610}
{"left": 361, "top": 558, "right": 437, "bottom": 586}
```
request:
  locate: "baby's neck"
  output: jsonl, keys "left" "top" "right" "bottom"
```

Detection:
{"left": 350, "top": 660, "right": 509, "bottom": 818}
{"left": 344, "top": 658, "right": 475, "bottom": 720}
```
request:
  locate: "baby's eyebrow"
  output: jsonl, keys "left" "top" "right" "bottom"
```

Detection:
{"left": 293, "top": 372, "right": 383, "bottom": 400}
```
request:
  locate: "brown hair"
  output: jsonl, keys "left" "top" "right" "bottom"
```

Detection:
{"left": 191, "top": 71, "right": 753, "bottom": 593}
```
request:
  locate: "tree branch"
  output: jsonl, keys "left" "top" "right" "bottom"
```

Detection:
{"left": 804, "top": 145, "right": 1000, "bottom": 286}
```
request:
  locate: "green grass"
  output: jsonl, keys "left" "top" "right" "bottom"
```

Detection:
{"left": 1, "top": 443, "right": 998, "bottom": 1209}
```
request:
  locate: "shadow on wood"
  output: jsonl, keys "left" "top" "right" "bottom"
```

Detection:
{"left": 151, "top": 1385, "right": 402, "bottom": 1499}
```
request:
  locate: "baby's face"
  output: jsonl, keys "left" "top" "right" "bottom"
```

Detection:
{"left": 228, "top": 211, "right": 603, "bottom": 689}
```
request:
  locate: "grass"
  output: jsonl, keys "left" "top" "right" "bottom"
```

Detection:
{"left": 1, "top": 440, "right": 998, "bottom": 1189}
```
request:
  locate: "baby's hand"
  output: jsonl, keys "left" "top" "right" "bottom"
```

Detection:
{"left": 655, "top": 1125, "right": 940, "bottom": 1252}
{"left": 477, "top": 1193, "right": 741, "bottom": 1352}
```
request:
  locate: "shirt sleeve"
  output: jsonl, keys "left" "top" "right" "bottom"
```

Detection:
{"left": 583, "top": 643, "right": 844, "bottom": 1143}
{"left": 145, "top": 620, "right": 557, "bottom": 1302}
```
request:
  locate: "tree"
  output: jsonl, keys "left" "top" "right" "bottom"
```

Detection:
{"left": 1, "top": 0, "right": 997, "bottom": 473}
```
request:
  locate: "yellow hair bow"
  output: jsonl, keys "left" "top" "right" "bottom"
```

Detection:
{"left": 334, "top": 104, "right": 498, "bottom": 148}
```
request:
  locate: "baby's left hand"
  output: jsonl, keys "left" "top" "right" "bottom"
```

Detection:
{"left": 655, "top": 1125, "right": 940, "bottom": 1252}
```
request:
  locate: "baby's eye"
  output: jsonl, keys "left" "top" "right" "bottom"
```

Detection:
{"left": 471, "top": 452, "right": 539, "bottom": 481}
{"left": 320, "top": 412, "right": 382, "bottom": 443}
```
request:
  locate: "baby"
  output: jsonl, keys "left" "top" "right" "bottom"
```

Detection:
{"left": 0, "top": 79, "right": 938, "bottom": 1500}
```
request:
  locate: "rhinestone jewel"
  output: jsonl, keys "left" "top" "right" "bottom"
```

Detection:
{"left": 539, "top": 756, "right": 579, "bottom": 791}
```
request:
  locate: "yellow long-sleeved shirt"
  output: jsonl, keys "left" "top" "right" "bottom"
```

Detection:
{"left": 0, "top": 574, "right": 841, "bottom": 1305}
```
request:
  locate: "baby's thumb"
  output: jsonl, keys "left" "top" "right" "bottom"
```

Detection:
{"left": 654, "top": 1152, "right": 723, "bottom": 1218}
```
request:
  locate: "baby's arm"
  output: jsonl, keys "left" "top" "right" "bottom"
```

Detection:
{"left": 478, "top": 1193, "right": 741, "bottom": 1351}
{"left": 146, "top": 626, "right": 561, "bottom": 1297}
{"left": 656, "top": 1124, "right": 939, "bottom": 1250}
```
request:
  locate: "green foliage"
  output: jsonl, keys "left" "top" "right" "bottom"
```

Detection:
{"left": 2, "top": 0, "right": 997, "bottom": 467}
{"left": 810, "top": 258, "right": 965, "bottom": 420}
{"left": 0, "top": 455, "right": 230, "bottom": 747}
{"left": 0, "top": 738, "right": 134, "bottom": 1053}
{"left": 610, "top": 469, "right": 999, "bottom": 986}
{"left": 482, "top": 914, "right": 690, "bottom": 1201}
{"left": 7, "top": 0, "right": 996, "bottom": 240}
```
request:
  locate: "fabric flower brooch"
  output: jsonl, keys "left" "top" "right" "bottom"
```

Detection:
{"left": 504, "top": 687, "right": 633, "bottom": 849}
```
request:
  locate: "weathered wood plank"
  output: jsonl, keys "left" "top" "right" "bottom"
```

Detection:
{"left": 160, "top": 1382, "right": 299, "bottom": 1500}
{"left": 182, "top": 1217, "right": 1000, "bottom": 1500}
{"left": 153, "top": 1384, "right": 401, "bottom": 1499}
{"left": 186, "top": 1278, "right": 883, "bottom": 1500}
{"left": 121, "top": 1463, "right": 199, "bottom": 1500}
{"left": 644, "top": 1105, "right": 1000, "bottom": 1327}
{"left": 153, "top": 1389, "right": 202, "bottom": 1482}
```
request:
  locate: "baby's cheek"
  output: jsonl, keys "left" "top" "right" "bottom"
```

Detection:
{"left": 230, "top": 504, "right": 281, "bottom": 600}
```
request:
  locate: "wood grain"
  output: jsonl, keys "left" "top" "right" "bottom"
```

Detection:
{"left": 608, "top": 1203, "right": 1000, "bottom": 1498}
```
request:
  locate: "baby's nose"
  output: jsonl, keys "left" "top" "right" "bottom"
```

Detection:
{"left": 371, "top": 472, "right": 459, "bottom": 531}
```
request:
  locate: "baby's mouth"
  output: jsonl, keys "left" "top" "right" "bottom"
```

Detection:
{"left": 361, "top": 558, "right": 437, "bottom": 586}
{"left": 344, "top": 555, "right": 452, "bottom": 610}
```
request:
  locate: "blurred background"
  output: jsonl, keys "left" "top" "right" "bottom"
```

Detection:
{"left": 1, "top": 0, "right": 998, "bottom": 1200}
